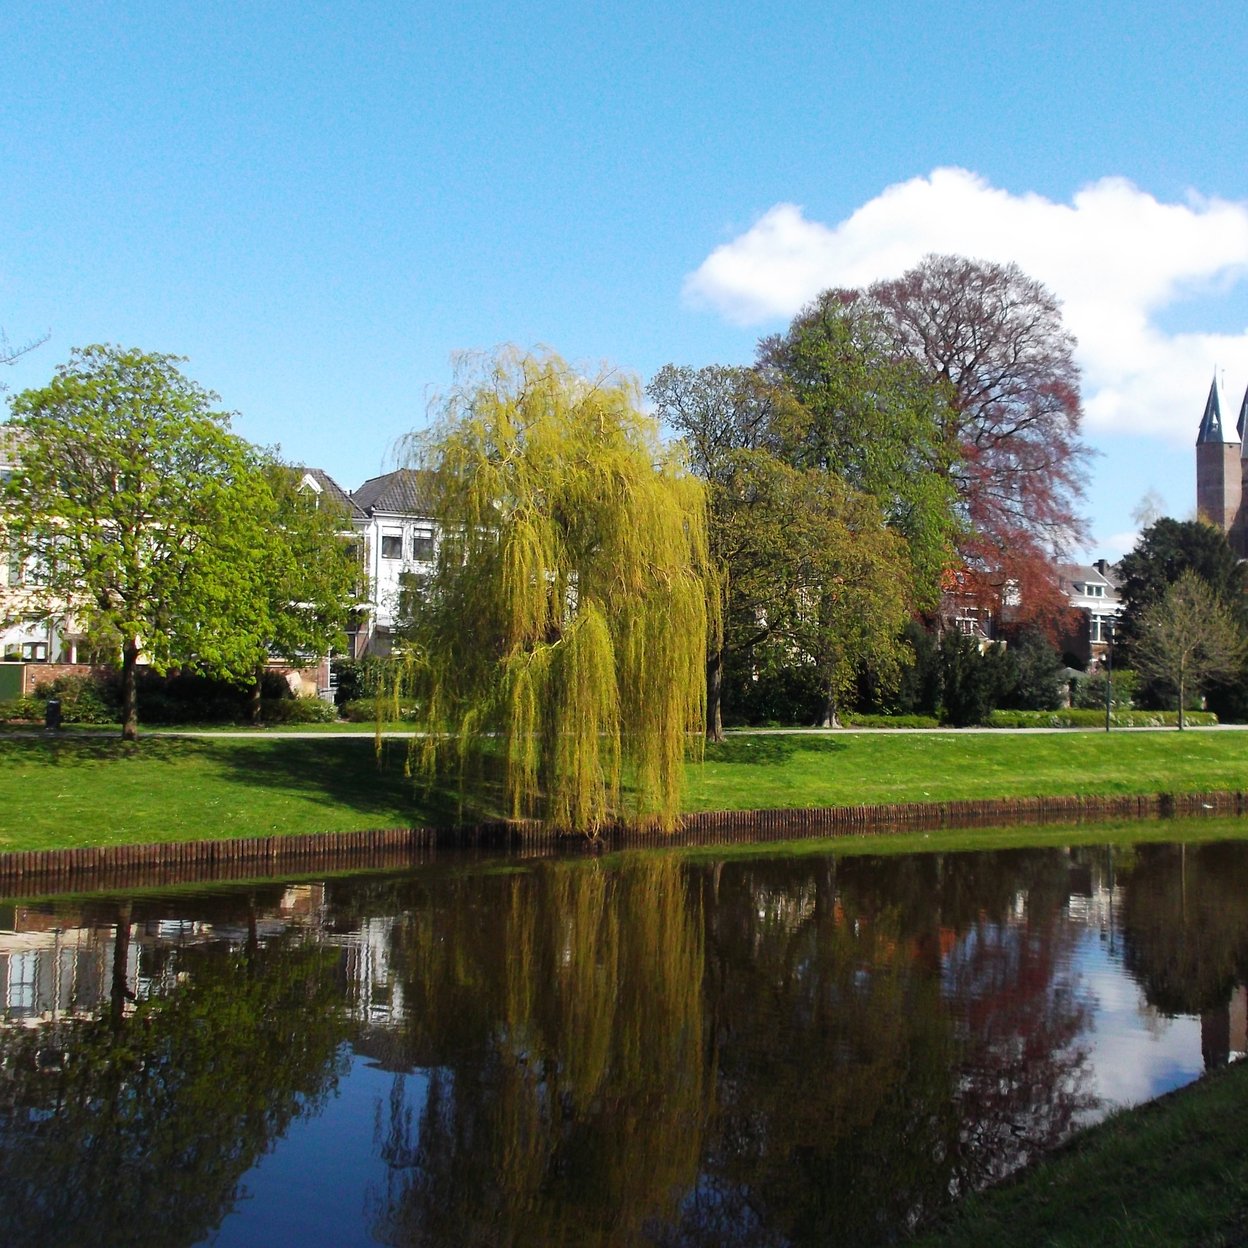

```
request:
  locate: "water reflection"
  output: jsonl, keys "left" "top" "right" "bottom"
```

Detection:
{"left": 2, "top": 836, "right": 1247, "bottom": 1246}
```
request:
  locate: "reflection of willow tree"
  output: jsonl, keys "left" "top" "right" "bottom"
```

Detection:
{"left": 0, "top": 910, "right": 349, "bottom": 1247}
{"left": 368, "top": 854, "right": 708, "bottom": 1247}
{"left": 671, "top": 848, "right": 1094, "bottom": 1246}
{"left": 1121, "top": 842, "right": 1248, "bottom": 1067}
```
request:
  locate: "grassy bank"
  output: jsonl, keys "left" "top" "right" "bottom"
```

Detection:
{"left": 915, "top": 1059, "right": 1248, "bottom": 1247}
{"left": 685, "top": 730, "right": 1248, "bottom": 812}
{"left": 0, "top": 728, "right": 1246, "bottom": 853}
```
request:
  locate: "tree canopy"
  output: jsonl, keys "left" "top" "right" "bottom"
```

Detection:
{"left": 402, "top": 349, "right": 713, "bottom": 833}
{"left": 756, "top": 291, "right": 960, "bottom": 608}
{"left": 867, "top": 254, "right": 1090, "bottom": 625}
{"left": 1131, "top": 571, "right": 1247, "bottom": 729}
{"left": 2, "top": 345, "right": 354, "bottom": 737}
{"left": 649, "top": 359, "right": 921, "bottom": 736}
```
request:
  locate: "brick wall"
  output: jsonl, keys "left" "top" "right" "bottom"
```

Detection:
{"left": 20, "top": 664, "right": 113, "bottom": 696}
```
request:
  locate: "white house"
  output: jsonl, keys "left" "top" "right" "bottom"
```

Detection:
{"left": 1057, "top": 559, "right": 1124, "bottom": 666}
{"left": 347, "top": 469, "right": 438, "bottom": 657}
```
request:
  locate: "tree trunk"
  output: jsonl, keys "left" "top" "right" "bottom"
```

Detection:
{"left": 706, "top": 649, "right": 724, "bottom": 743}
{"left": 1178, "top": 675, "right": 1185, "bottom": 731}
{"left": 819, "top": 690, "right": 841, "bottom": 729}
{"left": 120, "top": 639, "right": 140, "bottom": 741}
{"left": 110, "top": 901, "right": 133, "bottom": 1030}
{"left": 250, "top": 664, "right": 264, "bottom": 727}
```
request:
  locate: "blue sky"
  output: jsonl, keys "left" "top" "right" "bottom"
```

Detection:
{"left": 4, "top": 1, "right": 1248, "bottom": 556}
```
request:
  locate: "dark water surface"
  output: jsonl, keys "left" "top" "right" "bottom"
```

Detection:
{"left": 3, "top": 833, "right": 1246, "bottom": 1247}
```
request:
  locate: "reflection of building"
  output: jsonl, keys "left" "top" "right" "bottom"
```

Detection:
{"left": 0, "top": 884, "right": 408, "bottom": 1041}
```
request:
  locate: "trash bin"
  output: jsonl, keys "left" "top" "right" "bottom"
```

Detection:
{"left": 45, "top": 698, "right": 61, "bottom": 732}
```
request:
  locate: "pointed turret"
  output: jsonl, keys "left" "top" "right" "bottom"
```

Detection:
{"left": 1239, "top": 383, "right": 1248, "bottom": 452}
{"left": 1197, "top": 375, "right": 1228, "bottom": 444}
{"left": 1197, "top": 373, "right": 1242, "bottom": 536}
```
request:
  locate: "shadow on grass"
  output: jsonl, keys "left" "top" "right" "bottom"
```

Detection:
{"left": 0, "top": 735, "right": 198, "bottom": 766}
{"left": 0, "top": 735, "right": 478, "bottom": 829}
{"left": 207, "top": 737, "right": 479, "bottom": 827}
{"left": 705, "top": 735, "right": 850, "bottom": 765}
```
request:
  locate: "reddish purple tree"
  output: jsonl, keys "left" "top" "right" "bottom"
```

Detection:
{"left": 868, "top": 255, "right": 1090, "bottom": 630}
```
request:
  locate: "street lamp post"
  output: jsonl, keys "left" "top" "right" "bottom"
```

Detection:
{"left": 1104, "top": 620, "right": 1113, "bottom": 733}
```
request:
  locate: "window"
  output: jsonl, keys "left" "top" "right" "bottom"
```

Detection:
{"left": 1088, "top": 584, "right": 1105, "bottom": 598}
{"left": 381, "top": 532, "right": 402, "bottom": 559}
{"left": 411, "top": 527, "right": 435, "bottom": 560}
{"left": 1090, "top": 614, "right": 1112, "bottom": 643}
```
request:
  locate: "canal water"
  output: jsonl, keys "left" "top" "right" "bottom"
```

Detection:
{"left": 2, "top": 831, "right": 1245, "bottom": 1246}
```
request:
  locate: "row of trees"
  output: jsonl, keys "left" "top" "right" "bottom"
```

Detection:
{"left": 390, "top": 255, "right": 1092, "bottom": 831}
{"left": 648, "top": 254, "right": 1089, "bottom": 738}
{"left": 2, "top": 345, "right": 359, "bottom": 739}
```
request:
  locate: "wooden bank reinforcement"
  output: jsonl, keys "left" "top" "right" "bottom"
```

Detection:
{"left": 1, "top": 789, "right": 1246, "bottom": 898}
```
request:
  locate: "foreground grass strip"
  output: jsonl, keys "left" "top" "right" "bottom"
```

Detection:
{"left": 0, "top": 729, "right": 1246, "bottom": 853}
{"left": 913, "top": 1060, "right": 1248, "bottom": 1248}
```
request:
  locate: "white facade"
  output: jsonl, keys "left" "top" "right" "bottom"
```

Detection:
{"left": 346, "top": 470, "right": 439, "bottom": 656}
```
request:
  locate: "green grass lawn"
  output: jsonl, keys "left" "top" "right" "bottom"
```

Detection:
{"left": 914, "top": 1059, "right": 1248, "bottom": 1247}
{"left": 0, "top": 727, "right": 1245, "bottom": 853}
{"left": 687, "top": 729, "right": 1247, "bottom": 810}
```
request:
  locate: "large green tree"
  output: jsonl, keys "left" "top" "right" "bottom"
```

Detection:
{"left": 756, "top": 290, "right": 960, "bottom": 609}
{"left": 402, "top": 350, "right": 712, "bottom": 834}
{"left": 3, "top": 346, "right": 284, "bottom": 738}
{"left": 240, "top": 462, "right": 360, "bottom": 722}
{"left": 649, "top": 361, "right": 925, "bottom": 737}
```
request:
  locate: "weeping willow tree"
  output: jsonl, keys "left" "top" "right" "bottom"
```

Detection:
{"left": 400, "top": 349, "right": 713, "bottom": 834}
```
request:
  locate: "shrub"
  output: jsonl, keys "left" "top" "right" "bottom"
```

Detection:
{"left": 721, "top": 659, "right": 824, "bottom": 727}
{"left": 31, "top": 674, "right": 119, "bottom": 724}
{"left": 841, "top": 713, "right": 941, "bottom": 729}
{"left": 259, "top": 697, "right": 339, "bottom": 725}
{"left": 939, "top": 632, "right": 1012, "bottom": 726}
{"left": 998, "top": 629, "right": 1065, "bottom": 711}
{"left": 332, "top": 656, "right": 403, "bottom": 707}
{"left": 1071, "top": 669, "right": 1138, "bottom": 710}
{"left": 986, "top": 708, "right": 1217, "bottom": 729}
{"left": 0, "top": 696, "right": 43, "bottom": 722}
{"left": 341, "top": 696, "right": 418, "bottom": 723}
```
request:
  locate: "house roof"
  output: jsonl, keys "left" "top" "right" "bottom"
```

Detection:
{"left": 1058, "top": 562, "right": 1121, "bottom": 592}
{"left": 1239, "top": 385, "right": 1248, "bottom": 451}
{"left": 1197, "top": 376, "right": 1232, "bottom": 445}
{"left": 352, "top": 468, "right": 433, "bottom": 516}
{"left": 295, "top": 467, "right": 366, "bottom": 518}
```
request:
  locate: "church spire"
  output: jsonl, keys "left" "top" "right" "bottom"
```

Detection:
{"left": 1197, "top": 374, "right": 1228, "bottom": 444}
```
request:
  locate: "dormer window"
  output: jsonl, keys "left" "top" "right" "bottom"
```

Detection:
{"left": 1088, "top": 584, "right": 1105, "bottom": 597}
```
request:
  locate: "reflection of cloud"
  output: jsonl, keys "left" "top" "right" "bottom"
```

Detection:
{"left": 684, "top": 169, "right": 1248, "bottom": 444}
{"left": 1077, "top": 938, "right": 1202, "bottom": 1109}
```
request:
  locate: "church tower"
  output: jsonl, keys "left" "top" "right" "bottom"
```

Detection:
{"left": 1195, "top": 376, "right": 1242, "bottom": 542}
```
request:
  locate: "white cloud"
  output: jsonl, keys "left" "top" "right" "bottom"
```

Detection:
{"left": 684, "top": 169, "right": 1248, "bottom": 443}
